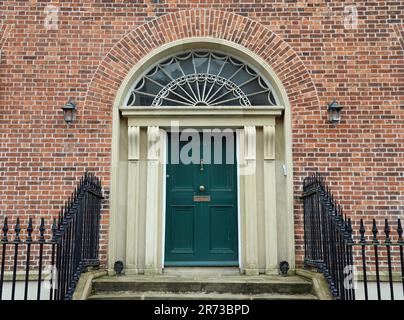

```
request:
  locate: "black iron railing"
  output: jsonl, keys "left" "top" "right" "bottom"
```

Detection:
{"left": 355, "top": 218, "right": 404, "bottom": 300}
{"left": 0, "top": 172, "right": 103, "bottom": 300}
{"left": 303, "top": 173, "right": 404, "bottom": 300}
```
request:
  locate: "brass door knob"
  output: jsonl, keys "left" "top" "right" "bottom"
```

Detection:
{"left": 199, "top": 185, "right": 205, "bottom": 192}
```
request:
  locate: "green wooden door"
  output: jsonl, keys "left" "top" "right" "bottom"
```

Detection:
{"left": 165, "top": 131, "right": 238, "bottom": 266}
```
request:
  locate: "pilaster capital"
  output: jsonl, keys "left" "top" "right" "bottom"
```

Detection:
{"left": 244, "top": 125, "right": 256, "bottom": 161}
{"left": 128, "top": 126, "right": 140, "bottom": 161}
{"left": 147, "top": 126, "right": 160, "bottom": 160}
{"left": 263, "top": 125, "right": 275, "bottom": 160}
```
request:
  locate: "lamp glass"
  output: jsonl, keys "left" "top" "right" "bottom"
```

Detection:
{"left": 63, "top": 108, "right": 77, "bottom": 124}
{"left": 329, "top": 108, "right": 341, "bottom": 123}
{"left": 62, "top": 100, "right": 77, "bottom": 125}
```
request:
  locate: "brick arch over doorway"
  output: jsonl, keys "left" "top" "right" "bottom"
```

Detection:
{"left": 83, "top": 9, "right": 320, "bottom": 270}
{"left": 85, "top": 9, "right": 319, "bottom": 114}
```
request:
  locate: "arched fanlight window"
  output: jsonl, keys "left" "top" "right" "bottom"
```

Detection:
{"left": 126, "top": 51, "right": 278, "bottom": 107}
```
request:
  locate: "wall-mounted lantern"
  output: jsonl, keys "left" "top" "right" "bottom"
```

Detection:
{"left": 327, "top": 98, "right": 343, "bottom": 124}
{"left": 61, "top": 98, "right": 77, "bottom": 126}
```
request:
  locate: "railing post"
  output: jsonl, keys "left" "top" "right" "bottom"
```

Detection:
{"left": 384, "top": 219, "right": 394, "bottom": 300}
{"left": 24, "top": 218, "right": 33, "bottom": 300}
{"left": 11, "top": 218, "right": 21, "bottom": 300}
{"left": 345, "top": 217, "right": 355, "bottom": 300}
{"left": 359, "top": 219, "right": 368, "bottom": 300}
{"left": 0, "top": 218, "right": 9, "bottom": 300}
{"left": 372, "top": 219, "right": 381, "bottom": 300}
{"left": 397, "top": 219, "right": 404, "bottom": 297}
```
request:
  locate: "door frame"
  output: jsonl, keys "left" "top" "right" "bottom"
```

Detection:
{"left": 122, "top": 106, "right": 282, "bottom": 275}
{"left": 161, "top": 128, "right": 242, "bottom": 269}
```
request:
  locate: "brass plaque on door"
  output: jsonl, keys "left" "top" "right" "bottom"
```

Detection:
{"left": 193, "top": 195, "right": 211, "bottom": 202}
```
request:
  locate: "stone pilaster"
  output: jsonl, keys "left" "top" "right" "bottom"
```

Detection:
{"left": 125, "top": 126, "right": 140, "bottom": 274}
{"left": 144, "top": 126, "right": 161, "bottom": 274}
{"left": 263, "top": 125, "right": 278, "bottom": 274}
{"left": 243, "top": 125, "right": 259, "bottom": 275}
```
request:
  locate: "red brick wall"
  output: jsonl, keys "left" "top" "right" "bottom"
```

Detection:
{"left": 0, "top": 1, "right": 403, "bottom": 268}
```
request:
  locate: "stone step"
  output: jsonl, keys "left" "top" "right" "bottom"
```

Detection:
{"left": 88, "top": 291, "right": 317, "bottom": 300}
{"left": 92, "top": 275, "right": 313, "bottom": 295}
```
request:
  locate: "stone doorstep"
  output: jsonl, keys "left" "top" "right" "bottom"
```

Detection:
{"left": 87, "top": 291, "right": 318, "bottom": 300}
{"left": 92, "top": 275, "right": 313, "bottom": 295}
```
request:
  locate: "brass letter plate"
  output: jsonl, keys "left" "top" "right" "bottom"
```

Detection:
{"left": 193, "top": 195, "right": 211, "bottom": 202}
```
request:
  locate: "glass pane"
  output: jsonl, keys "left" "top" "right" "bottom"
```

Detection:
{"left": 239, "top": 81, "right": 262, "bottom": 95}
{"left": 218, "top": 61, "right": 241, "bottom": 80}
{"left": 149, "top": 69, "right": 171, "bottom": 86}
{"left": 249, "top": 93, "right": 269, "bottom": 106}
{"left": 179, "top": 59, "right": 195, "bottom": 76}
{"left": 140, "top": 78, "right": 163, "bottom": 95}
{"left": 136, "top": 94, "right": 154, "bottom": 106}
{"left": 164, "top": 62, "right": 184, "bottom": 79}
{"left": 208, "top": 58, "right": 225, "bottom": 76}
{"left": 231, "top": 69, "right": 252, "bottom": 86}
{"left": 194, "top": 56, "right": 209, "bottom": 74}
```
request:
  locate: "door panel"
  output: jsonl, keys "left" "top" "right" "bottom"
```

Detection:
{"left": 208, "top": 205, "right": 237, "bottom": 253}
{"left": 165, "top": 131, "right": 238, "bottom": 266}
{"left": 169, "top": 206, "right": 195, "bottom": 254}
{"left": 171, "top": 164, "right": 194, "bottom": 191}
{"left": 210, "top": 164, "right": 233, "bottom": 191}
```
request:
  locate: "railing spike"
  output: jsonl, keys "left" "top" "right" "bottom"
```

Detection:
{"left": 347, "top": 218, "right": 354, "bottom": 244}
{"left": 14, "top": 218, "right": 21, "bottom": 242}
{"left": 398, "top": 219, "right": 403, "bottom": 242}
{"left": 51, "top": 218, "right": 57, "bottom": 242}
{"left": 2, "top": 217, "right": 8, "bottom": 242}
{"left": 27, "top": 217, "right": 33, "bottom": 242}
{"left": 372, "top": 219, "right": 379, "bottom": 244}
{"left": 347, "top": 218, "right": 352, "bottom": 234}
{"left": 384, "top": 219, "right": 391, "bottom": 244}
{"left": 39, "top": 218, "right": 45, "bottom": 242}
{"left": 359, "top": 219, "right": 366, "bottom": 243}
{"left": 61, "top": 204, "right": 65, "bottom": 221}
